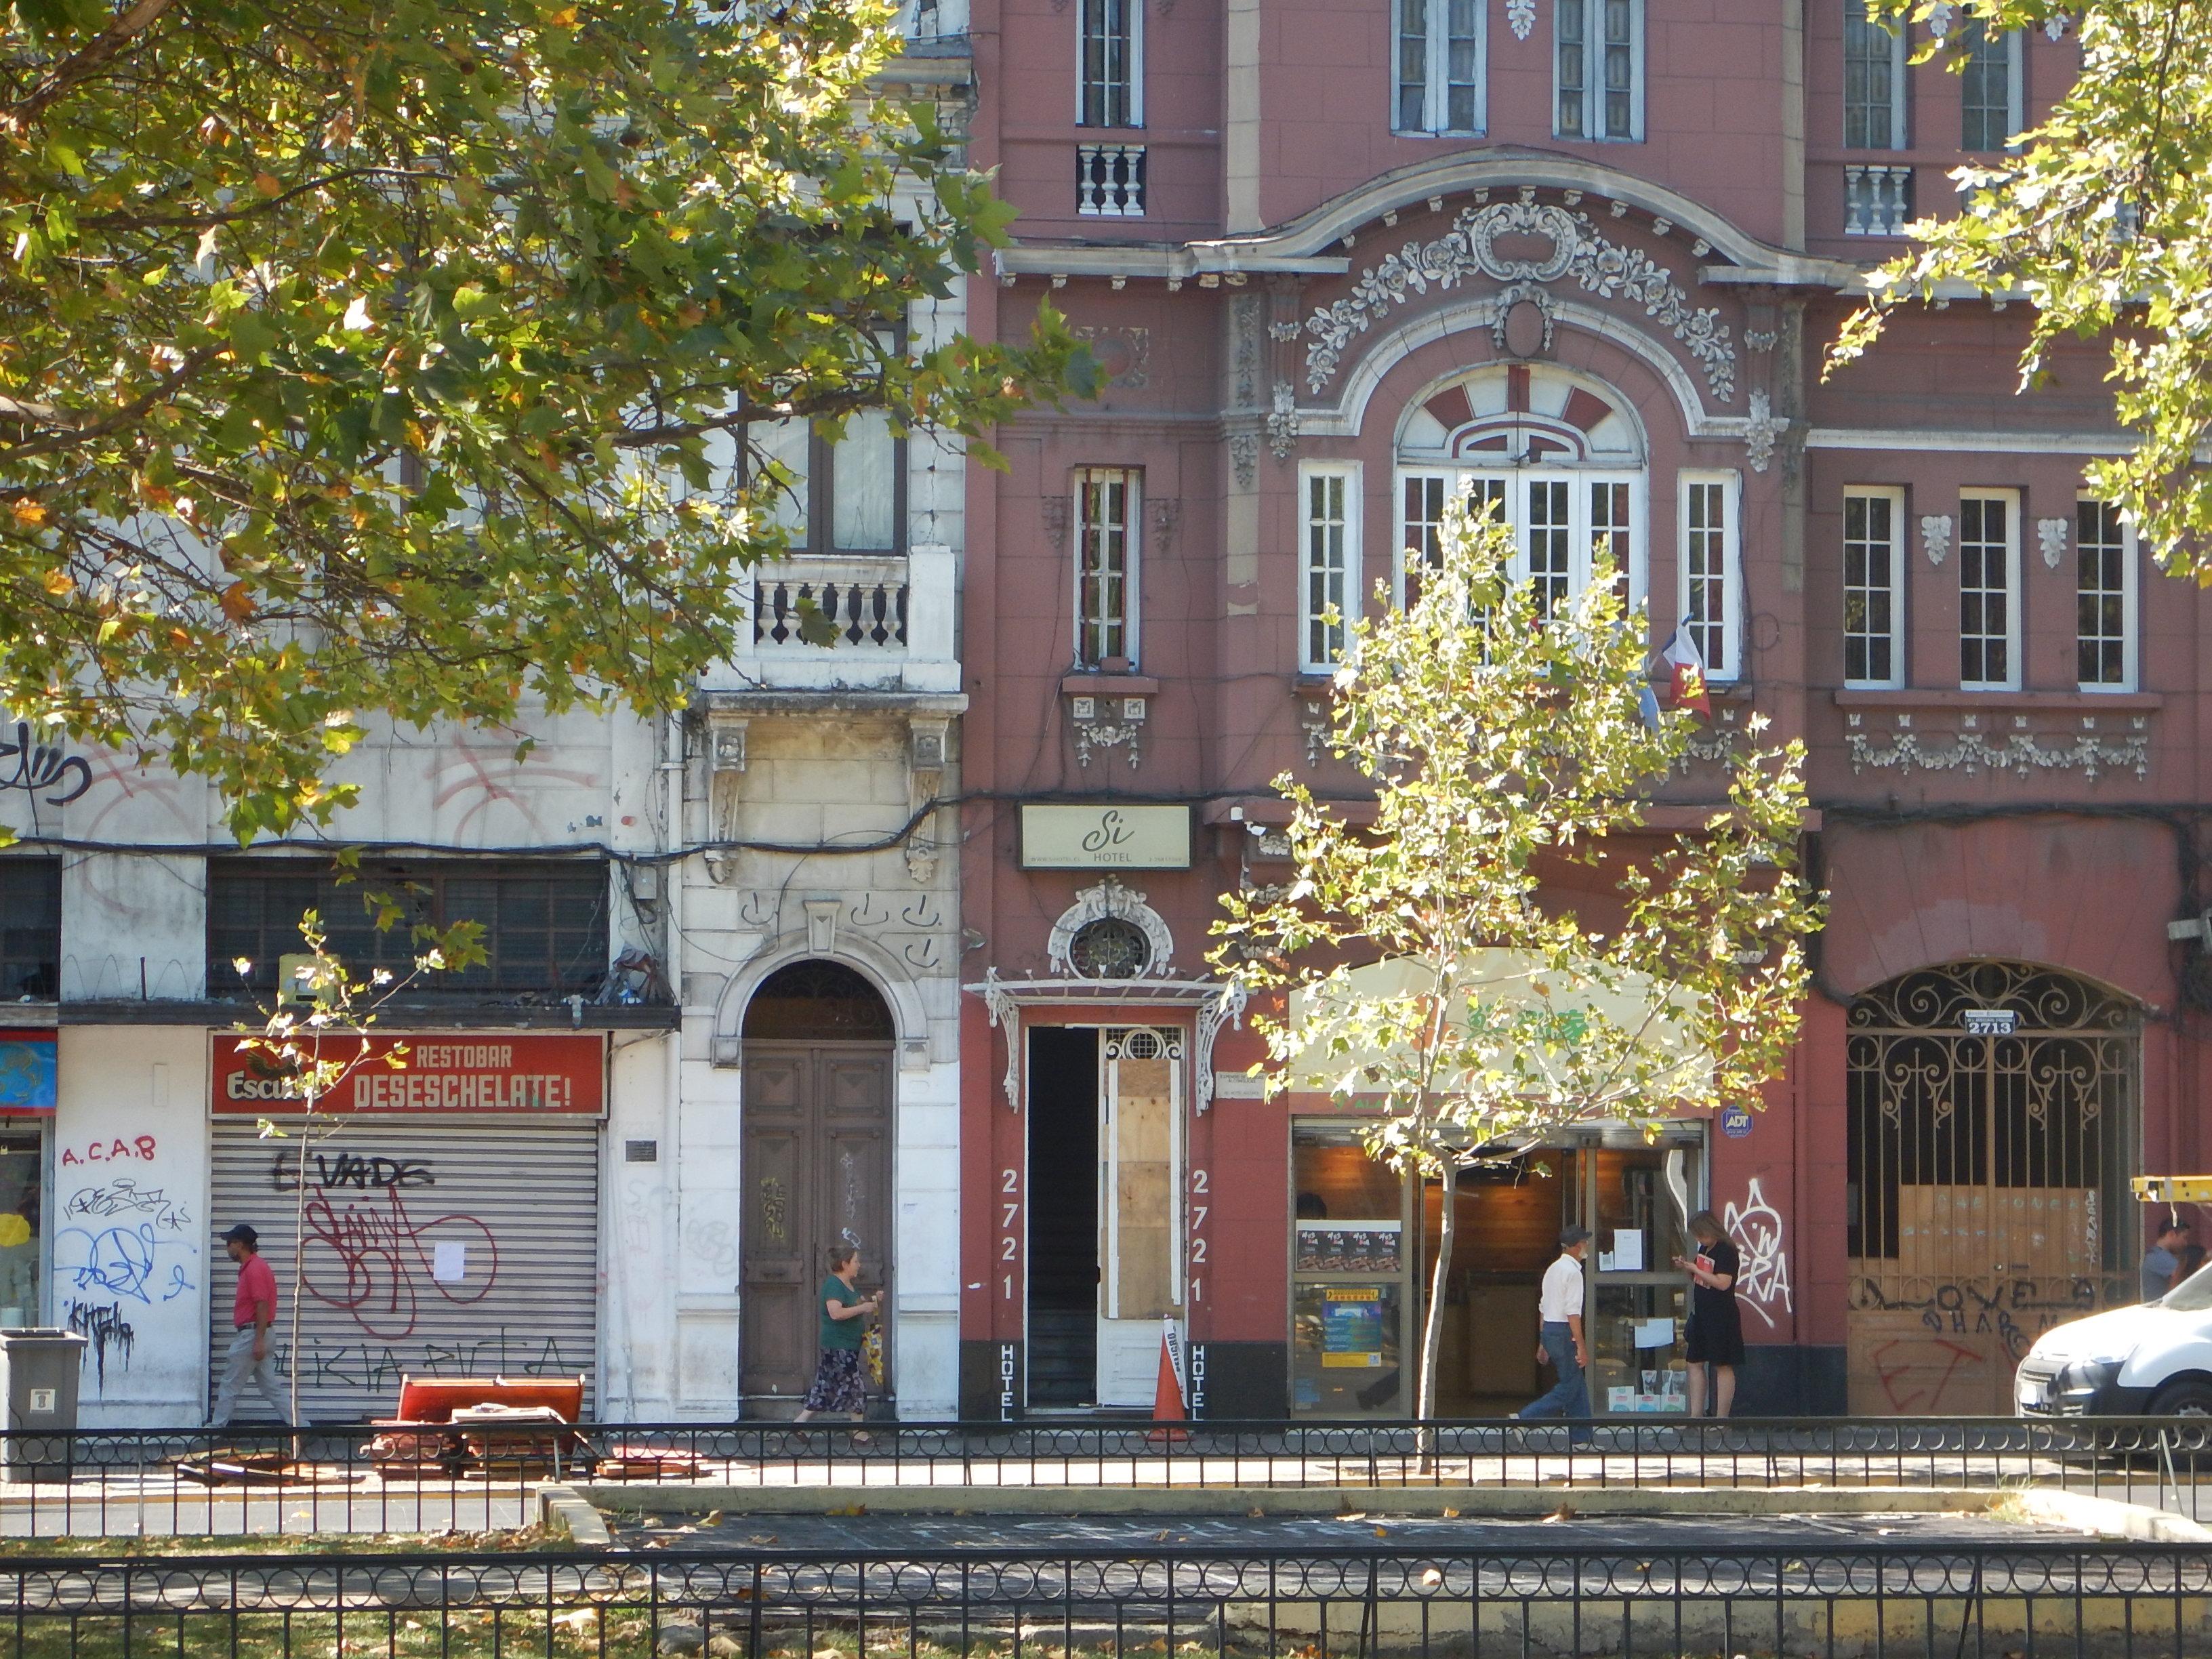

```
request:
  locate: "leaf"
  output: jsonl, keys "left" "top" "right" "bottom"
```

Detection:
{"left": 251, "top": 171, "right": 283, "bottom": 197}
{"left": 11, "top": 499, "right": 47, "bottom": 527}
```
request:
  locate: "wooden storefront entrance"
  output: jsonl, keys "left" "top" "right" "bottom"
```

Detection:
{"left": 1845, "top": 962, "right": 2136, "bottom": 1414}
{"left": 739, "top": 961, "right": 894, "bottom": 1408}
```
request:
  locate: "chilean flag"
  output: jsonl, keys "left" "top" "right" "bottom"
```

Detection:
{"left": 1660, "top": 624, "right": 1711, "bottom": 716}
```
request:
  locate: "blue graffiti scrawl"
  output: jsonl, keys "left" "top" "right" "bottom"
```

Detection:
{"left": 53, "top": 1222, "right": 195, "bottom": 1305}
{"left": 0, "top": 1037, "right": 56, "bottom": 1115}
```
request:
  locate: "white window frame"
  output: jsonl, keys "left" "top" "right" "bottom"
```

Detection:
{"left": 1073, "top": 466, "right": 1141, "bottom": 669}
{"left": 1841, "top": 486, "right": 1907, "bottom": 691}
{"left": 1077, "top": 0, "right": 1144, "bottom": 129}
{"left": 1394, "top": 0, "right": 1487, "bottom": 137}
{"left": 1553, "top": 0, "right": 1644, "bottom": 143}
{"left": 1841, "top": 3, "right": 1908, "bottom": 150}
{"left": 1677, "top": 472, "right": 1743, "bottom": 683}
{"left": 1959, "top": 20, "right": 2022, "bottom": 152}
{"left": 2074, "top": 494, "right": 2138, "bottom": 693}
{"left": 1300, "top": 462, "right": 1363, "bottom": 672}
{"left": 1394, "top": 466, "right": 1645, "bottom": 615}
{"left": 1957, "top": 489, "right": 2021, "bottom": 692}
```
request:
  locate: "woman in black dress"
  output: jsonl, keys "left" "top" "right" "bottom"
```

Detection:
{"left": 1675, "top": 1210, "right": 1745, "bottom": 1418}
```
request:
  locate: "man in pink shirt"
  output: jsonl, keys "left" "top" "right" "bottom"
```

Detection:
{"left": 209, "top": 1223, "right": 290, "bottom": 1427}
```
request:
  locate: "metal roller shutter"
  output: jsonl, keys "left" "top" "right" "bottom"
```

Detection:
{"left": 208, "top": 1119, "right": 600, "bottom": 1422}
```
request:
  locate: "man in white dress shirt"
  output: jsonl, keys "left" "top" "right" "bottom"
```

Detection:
{"left": 1515, "top": 1225, "right": 1593, "bottom": 1443}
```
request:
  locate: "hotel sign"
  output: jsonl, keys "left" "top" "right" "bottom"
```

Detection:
{"left": 1020, "top": 803, "right": 1191, "bottom": 869}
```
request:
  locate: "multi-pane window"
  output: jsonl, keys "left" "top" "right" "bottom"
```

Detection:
{"left": 1959, "top": 21, "right": 2021, "bottom": 151}
{"left": 1397, "top": 469, "right": 1641, "bottom": 615}
{"left": 209, "top": 859, "right": 611, "bottom": 1000}
{"left": 0, "top": 859, "right": 59, "bottom": 1001}
{"left": 2076, "top": 497, "right": 2135, "bottom": 691}
{"left": 1842, "top": 487, "right": 1906, "bottom": 689}
{"left": 1843, "top": 3, "right": 1907, "bottom": 148}
{"left": 1395, "top": 0, "right": 1484, "bottom": 135}
{"left": 1555, "top": 0, "right": 1641, "bottom": 142}
{"left": 1079, "top": 0, "right": 1141, "bottom": 128}
{"left": 746, "top": 390, "right": 903, "bottom": 556}
{"left": 1679, "top": 474, "right": 1742, "bottom": 681}
{"left": 1301, "top": 464, "right": 1361, "bottom": 670}
{"left": 1074, "top": 468, "right": 1139, "bottom": 668}
{"left": 1958, "top": 491, "right": 2020, "bottom": 690}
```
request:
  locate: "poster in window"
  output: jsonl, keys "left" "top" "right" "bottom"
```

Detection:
{"left": 1319, "top": 1287, "right": 1386, "bottom": 1368}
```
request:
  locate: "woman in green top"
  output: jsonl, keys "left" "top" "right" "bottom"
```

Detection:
{"left": 794, "top": 1243, "right": 880, "bottom": 1427}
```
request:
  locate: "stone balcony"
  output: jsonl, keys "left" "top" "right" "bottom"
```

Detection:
{"left": 717, "top": 545, "right": 959, "bottom": 698}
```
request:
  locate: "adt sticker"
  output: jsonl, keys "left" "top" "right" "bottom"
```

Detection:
{"left": 1719, "top": 1105, "right": 1754, "bottom": 1140}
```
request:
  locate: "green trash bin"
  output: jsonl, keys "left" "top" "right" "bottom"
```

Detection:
{"left": 0, "top": 1328, "right": 87, "bottom": 1481}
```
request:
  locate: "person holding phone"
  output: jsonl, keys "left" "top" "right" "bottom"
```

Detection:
{"left": 1673, "top": 1211, "right": 1744, "bottom": 1419}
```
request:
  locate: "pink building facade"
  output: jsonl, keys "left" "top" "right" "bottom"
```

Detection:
{"left": 954, "top": 0, "right": 2212, "bottom": 1418}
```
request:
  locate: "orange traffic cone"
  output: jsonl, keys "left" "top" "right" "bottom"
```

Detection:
{"left": 1146, "top": 1317, "right": 1188, "bottom": 1443}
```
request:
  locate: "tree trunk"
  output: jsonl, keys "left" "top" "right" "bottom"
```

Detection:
{"left": 1416, "top": 1164, "right": 1458, "bottom": 1469}
{"left": 289, "top": 1118, "right": 308, "bottom": 1433}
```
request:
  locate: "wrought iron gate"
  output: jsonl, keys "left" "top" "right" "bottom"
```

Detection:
{"left": 1845, "top": 961, "right": 2136, "bottom": 1414}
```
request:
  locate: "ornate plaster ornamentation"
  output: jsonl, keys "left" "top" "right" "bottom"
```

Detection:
{"left": 1267, "top": 382, "right": 1302, "bottom": 459}
{"left": 1046, "top": 879, "right": 1178, "bottom": 979}
{"left": 2043, "top": 13, "right": 2068, "bottom": 40}
{"left": 2037, "top": 516, "right": 2069, "bottom": 570}
{"left": 1744, "top": 328, "right": 1778, "bottom": 352}
{"left": 1231, "top": 293, "right": 1261, "bottom": 409}
{"left": 1300, "top": 697, "right": 1332, "bottom": 766}
{"left": 1149, "top": 496, "right": 1181, "bottom": 557}
{"left": 1927, "top": 1, "right": 1953, "bottom": 39}
{"left": 1671, "top": 705, "right": 1743, "bottom": 773}
{"left": 1506, "top": 0, "right": 1535, "bottom": 39}
{"left": 977, "top": 969, "right": 1021, "bottom": 1110}
{"left": 1071, "top": 325, "right": 1151, "bottom": 389}
{"left": 1302, "top": 199, "right": 1735, "bottom": 402}
{"left": 1193, "top": 983, "right": 1251, "bottom": 1114}
{"left": 1744, "top": 389, "right": 1786, "bottom": 475}
{"left": 1921, "top": 514, "right": 1953, "bottom": 567}
{"left": 1267, "top": 319, "right": 1303, "bottom": 342}
{"left": 1845, "top": 712, "right": 2150, "bottom": 783}
{"left": 1229, "top": 431, "right": 1259, "bottom": 490}
{"left": 1490, "top": 281, "right": 1557, "bottom": 354}
{"left": 1068, "top": 693, "right": 1147, "bottom": 769}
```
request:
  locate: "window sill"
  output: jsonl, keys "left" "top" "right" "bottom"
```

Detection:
{"left": 1832, "top": 689, "right": 2163, "bottom": 713}
{"left": 1062, "top": 670, "right": 1160, "bottom": 697}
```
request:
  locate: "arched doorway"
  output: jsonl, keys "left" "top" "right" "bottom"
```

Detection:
{"left": 1845, "top": 961, "right": 2137, "bottom": 1414}
{"left": 739, "top": 960, "right": 895, "bottom": 1407}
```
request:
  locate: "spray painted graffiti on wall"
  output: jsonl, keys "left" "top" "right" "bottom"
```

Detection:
{"left": 1723, "top": 1176, "right": 1793, "bottom": 1331}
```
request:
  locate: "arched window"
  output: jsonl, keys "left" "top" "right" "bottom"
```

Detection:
{"left": 742, "top": 959, "right": 895, "bottom": 1042}
{"left": 1393, "top": 365, "right": 1646, "bottom": 617}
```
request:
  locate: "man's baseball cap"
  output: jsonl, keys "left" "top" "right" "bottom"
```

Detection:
{"left": 222, "top": 1223, "right": 259, "bottom": 1246}
{"left": 1559, "top": 1225, "right": 1592, "bottom": 1247}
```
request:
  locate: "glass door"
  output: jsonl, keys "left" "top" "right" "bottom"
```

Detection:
{"left": 1581, "top": 1130, "right": 1705, "bottom": 1416}
{"left": 0, "top": 1130, "right": 43, "bottom": 1326}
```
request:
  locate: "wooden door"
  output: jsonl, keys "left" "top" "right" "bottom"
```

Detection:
{"left": 740, "top": 1042, "right": 893, "bottom": 1401}
{"left": 1845, "top": 964, "right": 2134, "bottom": 1415}
{"left": 1097, "top": 1027, "right": 1183, "bottom": 1406}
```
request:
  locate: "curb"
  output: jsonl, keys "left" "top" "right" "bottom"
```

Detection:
{"left": 571, "top": 1483, "right": 2001, "bottom": 1519}
{"left": 1998, "top": 1486, "right": 2212, "bottom": 1542}
{"left": 538, "top": 1483, "right": 615, "bottom": 1545}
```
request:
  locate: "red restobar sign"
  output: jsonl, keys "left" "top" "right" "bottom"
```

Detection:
{"left": 211, "top": 1033, "right": 605, "bottom": 1115}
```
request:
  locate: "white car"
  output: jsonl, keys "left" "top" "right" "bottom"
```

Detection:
{"left": 2015, "top": 1265, "right": 2212, "bottom": 1416}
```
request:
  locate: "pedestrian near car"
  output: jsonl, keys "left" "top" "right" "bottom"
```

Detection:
{"left": 208, "top": 1223, "right": 290, "bottom": 1428}
{"left": 1514, "top": 1226, "right": 1593, "bottom": 1443}
{"left": 2142, "top": 1220, "right": 2191, "bottom": 1303}
{"left": 794, "top": 1243, "right": 881, "bottom": 1435}
{"left": 1675, "top": 1210, "right": 1745, "bottom": 1419}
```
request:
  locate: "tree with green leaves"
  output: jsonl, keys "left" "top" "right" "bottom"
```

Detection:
{"left": 1828, "top": 1, "right": 2212, "bottom": 579}
{"left": 1211, "top": 512, "right": 1824, "bottom": 1423}
{"left": 1, "top": 0, "right": 1088, "bottom": 838}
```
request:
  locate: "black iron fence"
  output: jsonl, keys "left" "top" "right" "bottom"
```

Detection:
{"left": 1, "top": 1418, "right": 2210, "bottom": 1536}
{"left": 3, "top": 1538, "right": 2210, "bottom": 1659}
